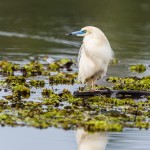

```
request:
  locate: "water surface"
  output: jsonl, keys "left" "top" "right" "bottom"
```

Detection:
{"left": 0, "top": 127, "right": 150, "bottom": 150}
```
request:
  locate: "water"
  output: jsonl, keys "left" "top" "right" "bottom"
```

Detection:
{"left": 0, "top": 127, "right": 150, "bottom": 150}
{"left": 0, "top": 0, "right": 150, "bottom": 149}
{"left": 0, "top": 0, "right": 149, "bottom": 64}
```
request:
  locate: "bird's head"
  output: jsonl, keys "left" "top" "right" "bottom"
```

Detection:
{"left": 67, "top": 26, "right": 96, "bottom": 36}
{"left": 67, "top": 26, "right": 99, "bottom": 37}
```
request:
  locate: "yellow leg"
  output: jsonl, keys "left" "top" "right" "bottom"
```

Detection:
{"left": 92, "top": 78, "right": 94, "bottom": 91}
{"left": 86, "top": 77, "right": 95, "bottom": 91}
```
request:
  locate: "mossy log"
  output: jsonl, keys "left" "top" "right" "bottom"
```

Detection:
{"left": 74, "top": 90, "right": 150, "bottom": 98}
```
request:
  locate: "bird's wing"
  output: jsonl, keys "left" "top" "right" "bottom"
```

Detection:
{"left": 78, "top": 44, "right": 84, "bottom": 65}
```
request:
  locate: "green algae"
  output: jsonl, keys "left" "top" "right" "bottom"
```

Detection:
{"left": 0, "top": 92, "right": 149, "bottom": 131}
{"left": 48, "top": 62, "right": 60, "bottom": 71}
{"left": 22, "top": 62, "right": 44, "bottom": 77}
{"left": 0, "top": 90, "right": 150, "bottom": 131}
{"left": 0, "top": 61, "right": 20, "bottom": 76}
{"left": 2, "top": 76, "right": 30, "bottom": 99}
{"left": 48, "top": 58, "right": 75, "bottom": 72}
{"left": 107, "top": 76, "right": 150, "bottom": 91}
{"left": 5, "top": 76, "right": 26, "bottom": 85}
{"left": 30, "top": 80, "right": 45, "bottom": 87}
{"left": 49, "top": 72, "right": 77, "bottom": 84}
{"left": 130, "top": 64, "right": 146, "bottom": 73}
{"left": 12, "top": 84, "right": 30, "bottom": 98}
{"left": 0, "top": 59, "right": 76, "bottom": 77}
{"left": 0, "top": 59, "right": 149, "bottom": 132}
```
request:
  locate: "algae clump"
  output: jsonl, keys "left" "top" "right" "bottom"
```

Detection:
{"left": 130, "top": 64, "right": 146, "bottom": 73}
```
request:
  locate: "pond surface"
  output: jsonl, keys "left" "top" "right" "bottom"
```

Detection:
{"left": 1, "top": 127, "right": 150, "bottom": 150}
{"left": 0, "top": 0, "right": 150, "bottom": 150}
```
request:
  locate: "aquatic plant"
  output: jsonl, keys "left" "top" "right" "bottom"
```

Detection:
{"left": 0, "top": 61, "right": 19, "bottom": 76}
{"left": 21, "top": 62, "right": 44, "bottom": 77}
{"left": 49, "top": 72, "right": 77, "bottom": 84}
{"left": 30, "top": 80, "right": 45, "bottom": 87}
{"left": 48, "top": 58, "right": 75, "bottom": 72}
{"left": 130, "top": 64, "right": 146, "bottom": 73}
{"left": 0, "top": 59, "right": 149, "bottom": 132}
{"left": 107, "top": 76, "right": 150, "bottom": 91}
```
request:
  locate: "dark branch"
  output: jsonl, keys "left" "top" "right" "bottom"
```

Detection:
{"left": 74, "top": 90, "right": 150, "bottom": 98}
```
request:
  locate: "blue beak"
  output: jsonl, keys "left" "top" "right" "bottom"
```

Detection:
{"left": 66, "top": 30, "right": 86, "bottom": 36}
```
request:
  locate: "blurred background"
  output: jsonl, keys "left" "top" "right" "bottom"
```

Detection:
{"left": 0, "top": 0, "right": 149, "bottom": 65}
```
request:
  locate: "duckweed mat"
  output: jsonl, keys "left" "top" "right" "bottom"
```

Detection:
{"left": 0, "top": 58, "right": 150, "bottom": 132}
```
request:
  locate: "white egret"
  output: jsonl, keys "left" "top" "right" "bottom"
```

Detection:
{"left": 68, "top": 26, "right": 114, "bottom": 89}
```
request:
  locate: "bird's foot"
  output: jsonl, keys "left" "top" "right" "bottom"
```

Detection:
{"left": 79, "top": 85, "right": 97, "bottom": 92}
{"left": 78, "top": 85, "right": 87, "bottom": 92}
{"left": 91, "top": 86, "right": 96, "bottom": 92}
{"left": 86, "top": 85, "right": 96, "bottom": 92}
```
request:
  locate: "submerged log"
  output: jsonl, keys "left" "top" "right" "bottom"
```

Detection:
{"left": 74, "top": 90, "right": 150, "bottom": 98}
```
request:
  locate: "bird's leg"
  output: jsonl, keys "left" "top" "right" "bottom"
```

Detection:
{"left": 86, "top": 77, "right": 95, "bottom": 91}
{"left": 92, "top": 78, "right": 94, "bottom": 90}
{"left": 83, "top": 84, "right": 87, "bottom": 91}
{"left": 91, "top": 77, "right": 95, "bottom": 91}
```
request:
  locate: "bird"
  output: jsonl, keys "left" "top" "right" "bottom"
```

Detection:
{"left": 67, "top": 26, "right": 114, "bottom": 89}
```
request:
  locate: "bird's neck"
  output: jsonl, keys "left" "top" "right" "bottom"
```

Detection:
{"left": 83, "top": 34, "right": 108, "bottom": 47}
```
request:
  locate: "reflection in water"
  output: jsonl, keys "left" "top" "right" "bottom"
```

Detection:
{"left": 76, "top": 129, "right": 108, "bottom": 150}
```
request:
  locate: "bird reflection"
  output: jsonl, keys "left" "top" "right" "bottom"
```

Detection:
{"left": 76, "top": 128, "right": 108, "bottom": 150}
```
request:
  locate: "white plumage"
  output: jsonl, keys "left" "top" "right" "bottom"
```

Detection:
{"left": 76, "top": 128, "right": 108, "bottom": 150}
{"left": 68, "top": 26, "right": 114, "bottom": 88}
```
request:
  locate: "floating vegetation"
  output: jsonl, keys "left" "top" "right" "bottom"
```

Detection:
{"left": 107, "top": 76, "right": 150, "bottom": 91}
{"left": 5, "top": 76, "right": 26, "bottom": 85}
{"left": 30, "top": 80, "right": 45, "bottom": 87}
{"left": 0, "top": 61, "right": 19, "bottom": 76}
{"left": 49, "top": 72, "right": 77, "bottom": 84}
{"left": 12, "top": 84, "right": 30, "bottom": 97}
{"left": 21, "top": 62, "right": 44, "bottom": 77}
{"left": 48, "top": 58, "right": 75, "bottom": 72}
{"left": 130, "top": 64, "right": 146, "bottom": 73}
{"left": 0, "top": 58, "right": 149, "bottom": 132}
{"left": 49, "top": 62, "right": 60, "bottom": 71}
{"left": 0, "top": 90, "right": 150, "bottom": 131}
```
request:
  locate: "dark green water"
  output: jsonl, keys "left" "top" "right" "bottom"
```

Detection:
{"left": 0, "top": 0, "right": 149, "bottom": 64}
{"left": 0, "top": 0, "right": 150, "bottom": 150}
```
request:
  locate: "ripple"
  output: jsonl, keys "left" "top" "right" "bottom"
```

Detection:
{"left": 0, "top": 31, "right": 80, "bottom": 47}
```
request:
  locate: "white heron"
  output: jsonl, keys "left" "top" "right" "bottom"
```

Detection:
{"left": 68, "top": 26, "right": 114, "bottom": 89}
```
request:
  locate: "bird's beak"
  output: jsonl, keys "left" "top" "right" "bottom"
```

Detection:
{"left": 66, "top": 30, "right": 85, "bottom": 36}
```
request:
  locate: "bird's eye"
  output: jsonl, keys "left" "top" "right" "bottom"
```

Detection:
{"left": 82, "top": 30, "right": 87, "bottom": 34}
